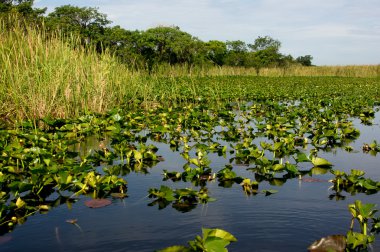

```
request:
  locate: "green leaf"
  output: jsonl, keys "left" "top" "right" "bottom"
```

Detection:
{"left": 350, "top": 169, "right": 365, "bottom": 177}
{"left": 105, "top": 125, "right": 118, "bottom": 131}
{"left": 311, "top": 157, "right": 332, "bottom": 167}
{"left": 190, "top": 158, "right": 199, "bottom": 166}
{"left": 346, "top": 231, "right": 372, "bottom": 249}
{"left": 160, "top": 186, "right": 176, "bottom": 201}
{"left": 133, "top": 150, "right": 143, "bottom": 161}
{"left": 360, "top": 202, "right": 377, "bottom": 218}
{"left": 285, "top": 163, "right": 299, "bottom": 174}
{"left": 43, "top": 158, "right": 51, "bottom": 166}
{"left": 39, "top": 137, "right": 49, "bottom": 142}
{"left": 294, "top": 152, "right": 310, "bottom": 163}
{"left": 272, "top": 164, "right": 284, "bottom": 171}
{"left": 222, "top": 145, "right": 227, "bottom": 153}
{"left": 273, "top": 142, "right": 283, "bottom": 151}
{"left": 204, "top": 238, "right": 229, "bottom": 252}
{"left": 203, "top": 228, "right": 237, "bottom": 242}
{"left": 331, "top": 170, "right": 346, "bottom": 177}
{"left": 362, "top": 180, "right": 377, "bottom": 190}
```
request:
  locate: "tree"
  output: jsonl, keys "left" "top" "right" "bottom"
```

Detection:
{"left": 248, "top": 36, "right": 281, "bottom": 51}
{"left": 103, "top": 26, "right": 144, "bottom": 68}
{"left": 0, "top": 0, "right": 46, "bottom": 20}
{"left": 226, "top": 40, "right": 248, "bottom": 53}
{"left": 296, "top": 55, "right": 313, "bottom": 66}
{"left": 225, "top": 40, "right": 248, "bottom": 66}
{"left": 248, "top": 48, "right": 282, "bottom": 75}
{"left": 204, "top": 40, "right": 227, "bottom": 66}
{"left": 247, "top": 36, "right": 283, "bottom": 75}
{"left": 46, "top": 5, "right": 111, "bottom": 50}
{"left": 138, "top": 26, "right": 202, "bottom": 71}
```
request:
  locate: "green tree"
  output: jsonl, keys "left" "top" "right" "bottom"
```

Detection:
{"left": 225, "top": 40, "right": 248, "bottom": 66}
{"left": 248, "top": 48, "right": 282, "bottom": 75}
{"left": 103, "top": 26, "right": 144, "bottom": 68}
{"left": 248, "top": 35, "right": 281, "bottom": 51}
{"left": 204, "top": 40, "right": 227, "bottom": 66}
{"left": 0, "top": 0, "right": 46, "bottom": 20}
{"left": 138, "top": 26, "right": 202, "bottom": 72}
{"left": 46, "top": 5, "right": 111, "bottom": 50}
{"left": 248, "top": 36, "right": 283, "bottom": 75}
{"left": 296, "top": 55, "right": 313, "bottom": 66}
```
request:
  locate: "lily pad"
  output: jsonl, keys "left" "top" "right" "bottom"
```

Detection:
{"left": 84, "top": 199, "right": 112, "bottom": 208}
{"left": 311, "top": 157, "right": 332, "bottom": 167}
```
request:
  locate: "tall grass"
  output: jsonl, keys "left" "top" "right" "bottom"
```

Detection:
{"left": 0, "top": 15, "right": 144, "bottom": 122}
{"left": 1, "top": 15, "right": 379, "bottom": 123}
{"left": 260, "top": 65, "right": 380, "bottom": 78}
{"left": 149, "top": 64, "right": 380, "bottom": 78}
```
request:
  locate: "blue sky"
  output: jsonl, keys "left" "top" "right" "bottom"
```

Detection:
{"left": 34, "top": 0, "right": 380, "bottom": 66}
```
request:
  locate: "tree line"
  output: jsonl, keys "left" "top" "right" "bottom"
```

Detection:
{"left": 1, "top": 0, "right": 314, "bottom": 74}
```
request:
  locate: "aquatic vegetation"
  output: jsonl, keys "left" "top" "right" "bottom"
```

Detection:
{"left": 240, "top": 178, "right": 259, "bottom": 195}
{"left": 0, "top": 127, "right": 128, "bottom": 233}
{"left": 330, "top": 169, "right": 380, "bottom": 195}
{"left": 148, "top": 186, "right": 215, "bottom": 212}
{"left": 158, "top": 228, "right": 237, "bottom": 252}
{"left": 346, "top": 200, "right": 379, "bottom": 250}
{"left": 362, "top": 140, "right": 380, "bottom": 155}
{"left": 216, "top": 165, "right": 244, "bottom": 187}
{"left": 309, "top": 200, "right": 380, "bottom": 251}
{"left": 0, "top": 71, "right": 380, "bottom": 250}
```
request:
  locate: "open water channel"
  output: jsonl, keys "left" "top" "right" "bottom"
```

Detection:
{"left": 1, "top": 111, "right": 380, "bottom": 252}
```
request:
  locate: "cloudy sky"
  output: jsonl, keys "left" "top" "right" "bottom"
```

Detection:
{"left": 34, "top": 0, "right": 380, "bottom": 66}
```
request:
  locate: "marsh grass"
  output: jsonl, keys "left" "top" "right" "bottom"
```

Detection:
{"left": 149, "top": 64, "right": 380, "bottom": 78}
{"left": 1, "top": 15, "right": 379, "bottom": 123}
{"left": 266, "top": 65, "right": 380, "bottom": 78}
{"left": 0, "top": 15, "right": 144, "bottom": 122}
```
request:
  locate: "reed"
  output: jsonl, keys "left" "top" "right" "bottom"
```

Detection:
{"left": 0, "top": 15, "right": 142, "bottom": 122}
{"left": 1, "top": 15, "right": 379, "bottom": 123}
{"left": 149, "top": 64, "right": 380, "bottom": 78}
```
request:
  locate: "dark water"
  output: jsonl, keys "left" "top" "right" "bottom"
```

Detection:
{"left": 1, "top": 115, "right": 380, "bottom": 252}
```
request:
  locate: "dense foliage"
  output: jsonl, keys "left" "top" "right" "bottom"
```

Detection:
{"left": 0, "top": 0, "right": 313, "bottom": 73}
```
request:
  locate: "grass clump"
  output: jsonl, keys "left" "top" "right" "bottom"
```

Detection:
{"left": 0, "top": 15, "right": 141, "bottom": 122}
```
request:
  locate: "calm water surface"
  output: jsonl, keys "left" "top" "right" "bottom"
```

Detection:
{"left": 1, "top": 113, "right": 380, "bottom": 252}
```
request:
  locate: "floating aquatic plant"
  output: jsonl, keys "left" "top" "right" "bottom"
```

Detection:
{"left": 157, "top": 228, "right": 237, "bottom": 252}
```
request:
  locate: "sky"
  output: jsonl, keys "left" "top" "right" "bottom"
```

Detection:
{"left": 34, "top": 0, "right": 380, "bottom": 66}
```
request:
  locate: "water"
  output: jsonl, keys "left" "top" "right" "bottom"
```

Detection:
{"left": 1, "top": 114, "right": 380, "bottom": 251}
